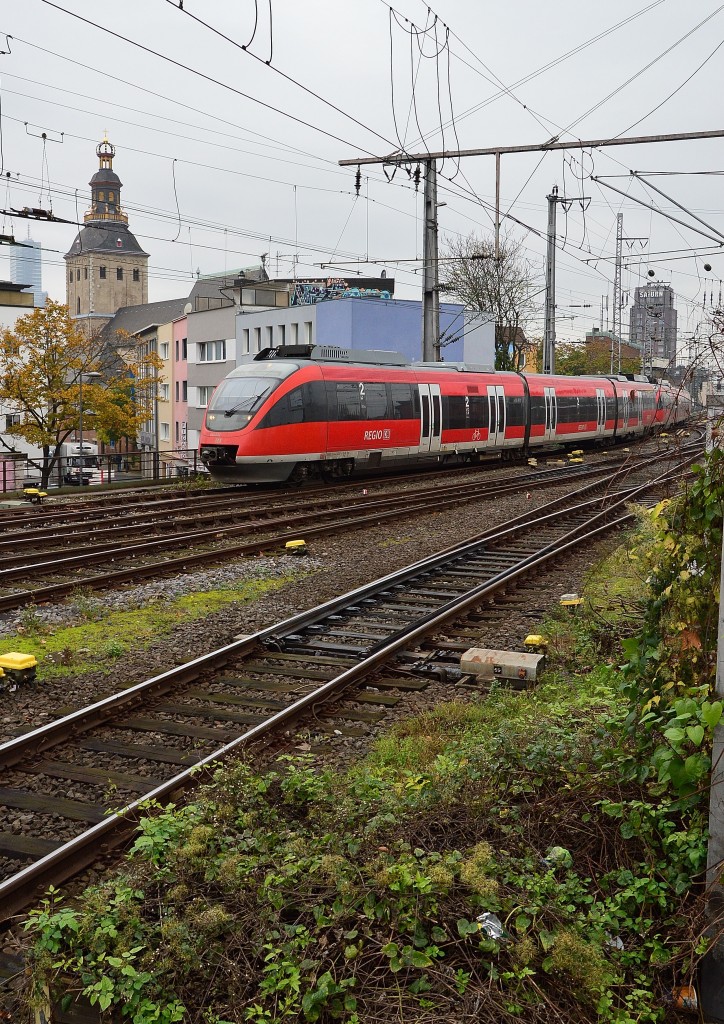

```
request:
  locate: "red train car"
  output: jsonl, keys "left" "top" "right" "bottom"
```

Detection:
{"left": 199, "top": 345, "right": 690, "bottom": 484}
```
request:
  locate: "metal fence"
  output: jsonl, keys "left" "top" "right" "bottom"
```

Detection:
{"left": 5, "top": 448, "right": 205, "bottom": 492}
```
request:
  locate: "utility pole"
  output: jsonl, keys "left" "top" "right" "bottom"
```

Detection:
{"left": 701, "top": 461, "right": 724, "bottom": 1019}
{"left": 612, "top": 214, "right": 623, "bottom": 373}
{"left": 543, "top": 186, "right": 558, "bottom": 374}
{"left": 422, "top": 159, "right": 440, "bottom": 362}
{"left": 494, "top": 151, "right": 501, "bottom": 259}
{"left": 339, "top": 126, "right": 724, "bottom": 369}
{"left": 543, "top": 187, "right": 589, "bottom": 373}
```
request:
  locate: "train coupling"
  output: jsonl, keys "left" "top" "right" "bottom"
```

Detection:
{"left": 200, "top": 445, "right": 238, "bottom": 467}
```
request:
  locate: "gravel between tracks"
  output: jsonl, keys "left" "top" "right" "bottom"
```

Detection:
{"left": 0, "top": 478, "right": 622, "bottom": 745}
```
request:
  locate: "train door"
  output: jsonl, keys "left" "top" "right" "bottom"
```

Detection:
{"left": 418, "top": 383, "right": 442, "bottom": 453}
{"left": 621, "top": 392, "right": 630, "bottom": 431}
{"left": 486, "top": 384, "right": 506, "bottom": 446}
{"left": 543, "top": 386, "right": 557, "bottom": 442}
{"left": 636, "top": 391, "right": 643, "bottom": 429}
{"left": 596, "top": 388, "right": 606, "bottom": 436}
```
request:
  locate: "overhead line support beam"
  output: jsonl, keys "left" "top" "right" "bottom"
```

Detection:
{"left": 339, "top": 127, "right": 724, "bottom": 166}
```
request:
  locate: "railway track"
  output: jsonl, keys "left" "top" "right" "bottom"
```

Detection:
{"left": 0, "top": 445, "right": 695, "bottom": 925}
{"left": 0, "top": 442, "right": 693, "bottom": 614}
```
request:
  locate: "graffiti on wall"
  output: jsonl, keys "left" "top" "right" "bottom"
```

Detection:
{"left": 291, "top": 278, "right": 392, "bottom": 306}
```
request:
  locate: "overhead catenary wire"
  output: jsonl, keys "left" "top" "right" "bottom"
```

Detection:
{"left": 35, "top": 0, "right": 395, "bottom": 159}
{"left": 614, "top": 35, "right": 724, "bottom": 137}
{"left": 0, "top": 34, "right": 344, "bottom": 170}
{"left": 161, "top": 0, "right": 403, "bottom": 156}
{"left": 4, "top": 1, "right": 714, "bottom": 343}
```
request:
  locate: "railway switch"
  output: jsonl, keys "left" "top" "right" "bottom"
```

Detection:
{"left": 460, "top": 648, "right": 544, "bottom": 686}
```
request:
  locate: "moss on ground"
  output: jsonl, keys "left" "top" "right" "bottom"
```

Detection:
{"left": 2, "top": 575, "right": 295, "bottom": 679}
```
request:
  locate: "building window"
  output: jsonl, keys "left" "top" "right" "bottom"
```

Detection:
{"left": 291, "top": 322, "right": 299, "bottom": 344}
{"left": 242, "top": 328, "right": 250, "bottom": 354}
{"left": 175, "top": 421, "right": 179, "bottom": 441}
{"left": 253, "top": 327, "right": 261, "bottom": 351}
{"left": 160, "top": 422, "right": 170, "bottom": 441}
{"left": 198, "top": 339, "right": 226, "bottom": 362}
{"left": 100, "top": 266, "right": 106, "bottom": 279}
{"left": 133, "top": 268, "right": 140, "bottom": 282}
{"left": 197, "top": 386, "right": 213, "bottom": 407}
{"left": 265, "top": 325, "right": 273, "bottom": 348}
{"left": 98, "top": 191, "right": 105, "bottom": 201}
{"left": 278, "top": 324, "right": 286, "bottom": 345}
{"left": 69, "top": 272, "right": 72, "bottom": 285}
{"left": 160, "top": 342, "right": 169, "bottom": 360}
{"left": 117, "top": 267, "right": 123, "bottom": 280}
{"left": 304, "top": 321, "right": 313, "bottom": 343}
{"left": 77, "top": 297, "right": 80, "bottom": 314}
{"left": 108, "top": 191, "right": 114, "bottom": 202}
{"left": 175, "top": 381, "right": 179, "bottom": 401}
{"left": 182, "top": 380, "right": 188, "bottom": 402}
{"left": 159, "top": 383, "right": 170, "bottom": 402}
{"left": 5, "top": 414, "right": 20, "bottom": 430}
{"left": 175, "top": 339, "right": 179, "bottom": 361}
{"left": 76, "top": 269, "right": 80, "bottom": 281}
{"left": 84, "top": 268, "right": 88, "bottom": 279}
{"left": 182, "top": 338, "right": 187, "bottom": 360}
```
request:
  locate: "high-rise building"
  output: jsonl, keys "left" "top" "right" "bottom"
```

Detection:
{"left": 629, "top": 282, "right": 677, "bottom": 366}
{"left": 64, "top": 136, "right": 148, "bottom": 333}
{"left": 9, "top": 238, "right": 46, "bottom": 307}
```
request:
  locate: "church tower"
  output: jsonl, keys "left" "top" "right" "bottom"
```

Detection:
{"left": 65, "top": 137, "right": 149, "bottom": 332}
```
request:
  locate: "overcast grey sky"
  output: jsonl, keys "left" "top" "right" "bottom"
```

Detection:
{"left": 1, "top": 0, "right": 723, "bottom": 352}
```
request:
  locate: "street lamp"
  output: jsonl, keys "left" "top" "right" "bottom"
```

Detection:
{"left": 78, "top": 371, "right": 102, "bottom": 483}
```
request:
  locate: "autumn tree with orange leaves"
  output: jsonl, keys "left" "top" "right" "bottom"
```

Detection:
{"left": 0, "top": 300, "right": 162, "bottom": 487}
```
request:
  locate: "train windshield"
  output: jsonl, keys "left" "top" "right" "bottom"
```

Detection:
{"left": 206, "top": 365, "right": 296, "bottom": 431}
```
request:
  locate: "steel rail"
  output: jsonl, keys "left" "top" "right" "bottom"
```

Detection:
{"left": 0, "top": 458, "right": 691, "bottom": 923}
{"left": 0, "top": 461, "right": 619, "bottom": 563}
{"left": 0, "top": 455, "right": 680, "bottom": 768}
{"left": 0, "top": 458, "right": 659, "bottom": 612}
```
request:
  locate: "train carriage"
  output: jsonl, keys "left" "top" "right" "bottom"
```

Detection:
{"left": 199, "top": 344, "right": 690, "bottom": 484}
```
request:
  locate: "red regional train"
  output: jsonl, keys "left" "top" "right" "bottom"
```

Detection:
{"left": 198, "top": 344, "right": 690, "bottom": 484}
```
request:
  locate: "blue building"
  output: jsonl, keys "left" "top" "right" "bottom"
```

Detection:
{"left": 236, "top": 295, "right": 494, "bottom": 366}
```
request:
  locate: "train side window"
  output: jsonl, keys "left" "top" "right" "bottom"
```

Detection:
{"left": 530, "top": 396, "right": 545, "bottom": 426}
{"left": 442, "top": 395, "right": 467, "bottom": 430}
{"left": 557, "top": 396, "right": 577, "bottom": 423}
{"left": 300, "top": 381, "right": 328, "bottom": 421}
{"left": 263, "top": 393, "right": 290, "bottom": 428}
{"left": 336, "top": 382, "right": 363, "bottom": 420}
{"left": 468, "top": 395, "right": 489, "bottom": 428}
{"left": 578, "top": 397, "right": 595, "bottom": 421}
{"left": 389, "top": 383, "right": 414, "bottom": 419}
{"left": 287, "top": 388, "right": 304, "bottom": 424}
{"left": 505, "top": 394, "right": 526, "bottom": 427}
{"left": 365, "top": 382, "right": 389, "bottom": 419}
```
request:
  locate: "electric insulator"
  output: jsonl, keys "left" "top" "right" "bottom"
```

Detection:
{"left": 354, "top": 167, "right": 361, "bottom": 196}
{"left": 413, "top": 164, "right": 421, "bottom": 191}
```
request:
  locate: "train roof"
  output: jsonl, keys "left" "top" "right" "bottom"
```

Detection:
{"left": 248, "top": 344, "right": 495, "bottom": 371}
